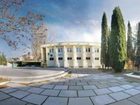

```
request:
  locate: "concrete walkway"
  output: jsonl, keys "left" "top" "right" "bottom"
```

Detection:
{"left": 0, "top": 68, "right": 67, "bottom": 83}
{"left": 0, "top": 69, "right": 140, "bottom": 105}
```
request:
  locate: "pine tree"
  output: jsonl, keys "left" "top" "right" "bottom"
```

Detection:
{"left": 101, "top": 12, "right": 109, "bottom": 68}
{"left": 127, "top": 21, "right": 133, "bottom": 60}
{"left": 110, "top": 7, "right": 127, "bottom": 72}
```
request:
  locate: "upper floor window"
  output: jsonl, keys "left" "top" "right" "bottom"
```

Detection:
{"left": 76, "top": 48, "right": 81, "bottom": 52}
{"left": 67, "top": 48, "right": 72, "bottom": 52}
{"left": 58, "top": 48, "right": 63, "bottom": 53}
{"left": 86, "top": 48, "right": 90, "bottom": 52}
{"left": 95, "top": 49, "right": 99, "bottom": 53}
{"left": 49, "top": 48, "right": 54, "bottom": 53}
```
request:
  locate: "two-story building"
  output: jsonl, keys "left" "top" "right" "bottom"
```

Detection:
{"left": 41, "top": 42, "right": 101, "bottom": 68}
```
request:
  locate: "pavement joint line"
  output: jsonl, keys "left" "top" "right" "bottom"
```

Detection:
{"left": 40, "top": 95, "right": 49, "bottom": 105}
{"left": 57, "top": 89, "right": 62, "bottom": 97}
{"left": 89, "top": 96, "right": 95, "bottom": 105}
{"left": 67, "top": 97, "right": 69, "bottom": 105}
{"left": 20, "top": 92, "right": 32, "bottom": 100}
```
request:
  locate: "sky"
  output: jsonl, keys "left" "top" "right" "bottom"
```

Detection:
{"left": 0, "top": 0, "right": 140, "bottom": 58}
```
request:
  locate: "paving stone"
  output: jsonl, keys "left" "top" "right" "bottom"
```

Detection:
{"left": 130, "top": 83, "right": 140, "bottom": 87}
{"left": 109, "top": 92, "right": 130, "bottom": 101}
{"left": 69, "top": 86, "right": 83, "bottom": 90}
{"left": 68, "top": 97, "right": 93, "bottom": 105}
{"left": 83, "top": 85, "right": 97, "bottom": 90}
{"left": 28, "top": 87, "right": 44, "bottom": 94}
{"left": 17, "top": 86, "right": 31, "bottom": 91}
{"left": 22, "top": 94, "right": 47, "bottom": 105}
{"left": 77, "top": 82, "right": 88, "bottom": 85}
{"left": 43, "top": 97, "right": 67, "bottom": 105}
{"left": 78, "top": 90, "right": 96, "bottom": 97}
{"left": 96, "top": 84, "right": 109, "bottom": 88}
{"left": 0, "top": 97, "right": 26, "bottom": 105}
{"left": 108, "top": 83, "right": 120, "bottom": 87}
{"left": 109, "top": 86, "right": 124, "bottom": 92}
{"left": 110, "top": 100, "right": 137, "bottom": 105}
{"left": 129, "top": 94, "right": 140, "bottom": 104}
{"left": 0, "top": 88, "right": 17, "bottom": 93}
{"left": 0, "top": 92, "right": 10, "bottom": 101}
{"left": 120, "top": 85, "right": 134, "bottom": 89}
{"left": 26, "top": 103, "right": 35, "bottom": 105}
{"left": 64, "top": 82, "right": 76, "bottom": 85}
{"left": 40, "top": 85, "right": 55, "bottom": 89}
{"left": 10, "top": 90, "right": 30, "bottom": 99}
{"left": 94, "top": 88, "right": 112, "bottom": 95}
{"left": 59, "top": 90, "right": 77, "bottom": 97}
{"left": 91, "top": 95, "right": 115, "bottom": 105}
{"left": 54, "top": 85, "right": 68, "bottom": 90}
{"left": 41, "top": 90, "right": 60, "bottom": 96}
{"left": 124, "top": 89, "right": 140, "bottom": 95}
{"left": 135, "top": 86, "right": 140, "bottom": 90}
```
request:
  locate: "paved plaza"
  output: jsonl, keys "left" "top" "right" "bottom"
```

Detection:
{"left": 0, "top": 69, "right": 140, "bottom": 105}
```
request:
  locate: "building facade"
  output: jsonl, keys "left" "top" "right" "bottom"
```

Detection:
{"left": 41, "top": 42, "right": 101, "bottom": 68}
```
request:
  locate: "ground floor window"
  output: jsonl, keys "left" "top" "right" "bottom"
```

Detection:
{"left": 67, "top": 57, "right": 72, "bottom": 60}
{"left": 86, "top": 57, "right": 90, "bottom": 60}
{"left": 58, "top": 57, "right": 63, "bottom": 60}
{"left": 77, "top": 57, "right": 81, "bottom": 60}
{"left": 50, "top": 58, "right": 54, "bottom": 60}
{"left": 95, "top": 57, "right": 99, "bottom": 60}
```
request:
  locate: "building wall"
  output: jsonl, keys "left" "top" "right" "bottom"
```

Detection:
{"left": 41, "top": 42, "right": 101, "bottom": 68}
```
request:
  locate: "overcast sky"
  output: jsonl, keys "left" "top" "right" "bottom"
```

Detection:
{"left": 0, "top": 0, "right": 140, "bottom": 58}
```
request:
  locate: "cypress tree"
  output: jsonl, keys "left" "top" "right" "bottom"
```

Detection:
{"left": 110, "top": 7, "right": 127, "bottom": 72}
{"left": 136, "top": 23, "right": 140, "bottom": 57}
{"left": 101, "top": 12, "right": 109, "bottom": 68}
{"left": 127, "top": 21, "right": 133, "bottom": 60}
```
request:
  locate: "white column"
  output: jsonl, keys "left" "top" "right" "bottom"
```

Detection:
{"left": 63, "top": 46, "right": 68, "bottom": 67}
{"left": 45, "top": 47, "right": 48, "bottom": 66}
{"left": 72, "top": 46, "right": 78, "bottom": 68}
{"left": 82, "top": 46, "right": 87, "bottom": 68}
{"left": 91, "top": 46, "right": 95, "bottom": 68}
{"left": 54, "top": 47, "right": 59, "bottom": 67}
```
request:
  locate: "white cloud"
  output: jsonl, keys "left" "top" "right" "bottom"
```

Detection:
{"left": 47, "top": 20, "right": 101, "bottom": 43}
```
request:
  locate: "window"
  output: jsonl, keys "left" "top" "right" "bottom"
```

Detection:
{"left": 67, "top": 57, "right": 72, "bottom": 60}
{"left": 58, "top": 48, "right": 63, "bottom": 53}
{"left": 58, "top": 57, "right": 63, "bottom": 60}
{"left": 76, "top": 48, "right": 81, "bottom": 52}
{"left": 77, "top": 57, "right": 81, "bottom": 60}
{"left": 95, "top": 49, "right": 99, "bottom": 53}
{"left": 95, "top": 57, "right": 99, "bottom": 60}
{"left": 86, "top": 57, "right": 90, "bottom": 60}
{"left": 49, "top": 48, "right": 54, "bottom": 53}
{"left": 67, "top": 48, "right": 72, "bottom": 52}
{"left": 86, "top": 48, "right": 90, "bottom": 52}
{"left": 50, "top": 58, "right": 54, "bottom": 60}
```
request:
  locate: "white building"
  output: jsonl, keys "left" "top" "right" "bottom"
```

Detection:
{"left": 41, "top": 42, "right": 101, "bottom": 68}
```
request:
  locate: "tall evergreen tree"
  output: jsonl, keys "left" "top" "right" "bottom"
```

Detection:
{"left": 136, "top": 22, "right": 140, "bottom": 56}
{"left": 110, "top": 7, "right": 127, "bottom": 72}
{"left": 101, "top": 12, "right": 109, "bottom": 68}
{"left": 127, "top": 21, "right": 133, "bottom": 60}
